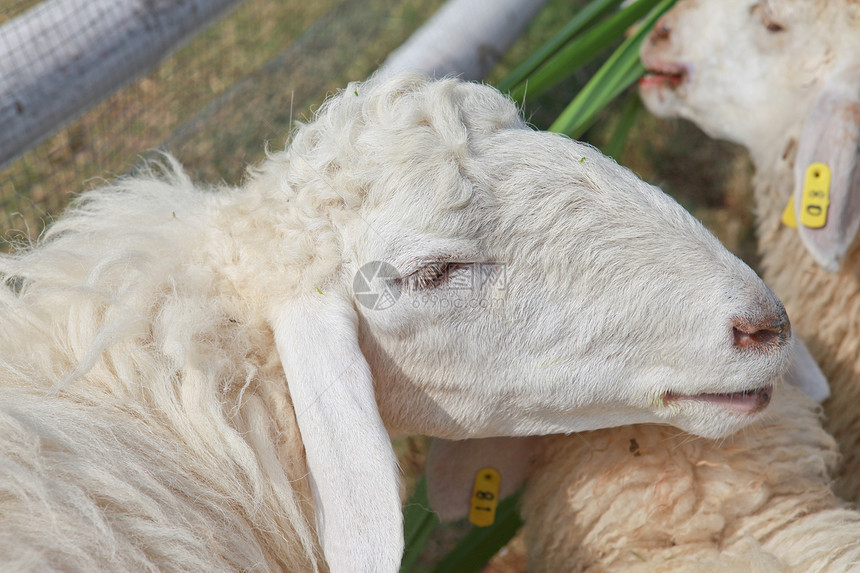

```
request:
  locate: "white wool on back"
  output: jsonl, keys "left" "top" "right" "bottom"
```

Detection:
{"left": 0, "top": 165, "right": 320, "bottom": 571}
{"left": 521, "top": 386, "right": 860, "bottom": 572}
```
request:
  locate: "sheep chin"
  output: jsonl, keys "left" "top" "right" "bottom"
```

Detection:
{"left": 657, "top": 381, "right": 778, "bottom": 439}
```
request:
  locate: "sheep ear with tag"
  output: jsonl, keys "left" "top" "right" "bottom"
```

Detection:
{"left": 426, "top": 436, "right": 542, "bottom": 522}
{"left": 270, "top": 288, "right": 402, "bottom": 573}
{"left": 793, "top": 67, "right": 860, "bottom": 272}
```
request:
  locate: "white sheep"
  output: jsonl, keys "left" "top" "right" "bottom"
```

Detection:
{"left": 639, "top": 0, "right": 860, "bottom": 502}
{"left": 0, "top": 73, "right": 791, "bottom": 572}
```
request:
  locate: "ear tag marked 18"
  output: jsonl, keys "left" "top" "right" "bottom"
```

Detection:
{"left": 469, "top": 467, "right": 501, "bottom": 527}
{"left": 800, "top": 162, "right": 831, "bottom": 228}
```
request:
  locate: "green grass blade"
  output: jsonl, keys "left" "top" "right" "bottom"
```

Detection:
{"left": 429, "top": 492, "right": 524, "bottom": 573}
{"left": 400, "top": 477, "right": 440, "bottom": 573}
{"left": 554, "top": 53, "right": 644, "bottom": 139}
{"left": 549, "top": 0, "right": 677, "bottom": 139}
{"left": 603, "top": 91, "right": 643, "bottom": 160}
{"left": 496, "top": 0, "right": 626, "bottom": 93}
{"left": 509, "top": 0, "right": 663, "bottom": 102}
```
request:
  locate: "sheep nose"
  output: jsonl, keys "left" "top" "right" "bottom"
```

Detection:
{"left": 649, "top": 19, "right": 671, "bottom": 44}
{"left": 731, "top": 306, "right": 791, "bottom": 351}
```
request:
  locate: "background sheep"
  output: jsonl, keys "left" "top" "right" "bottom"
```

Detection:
{"left": 638, "top": 0, "right": 860, "bottom": 502}
{"left": 0, "top": 74, "right": 792, "bottom": 572}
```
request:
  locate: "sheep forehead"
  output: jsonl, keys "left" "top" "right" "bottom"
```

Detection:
{"left": 676, "top": 0, "right": 858, "bottom": 79}
{"left": 302, "top": 75, "right": 717, "bottom": 271}
{"left": 291, "top": 75, "right": 524, "bottom": 209}
{"left": 355, "top": 131, "right": 719, "bottom": 276}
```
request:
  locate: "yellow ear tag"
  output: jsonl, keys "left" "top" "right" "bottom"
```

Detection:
{"left": 468, "top": 467, "right": 501, "bottom": 527}
{"left": 782, "top": 196, "right": 798, "bottom": 228}
{"left": 800, "top": 162, "right": 831, "bottom": 228}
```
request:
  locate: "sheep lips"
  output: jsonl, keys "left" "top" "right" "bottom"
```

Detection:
{"left": 639, "top": 63, "right": 686, "bottom": 88}
{"left": 664, "top": 384, "right": 773, "bottom": 414}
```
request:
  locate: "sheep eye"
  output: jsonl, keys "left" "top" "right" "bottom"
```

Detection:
{"left": 752, "top": 1, "right": 786, "bottom": 33}
{"left": 401, "top": 262, "right": 454, "bottom": 291}
{"left": 765, "top": 21, "right": 785, "bottom": 33}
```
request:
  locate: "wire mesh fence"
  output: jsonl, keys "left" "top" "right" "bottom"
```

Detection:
{"left": 0, "top": 0, "right": 447, "bottom": 243}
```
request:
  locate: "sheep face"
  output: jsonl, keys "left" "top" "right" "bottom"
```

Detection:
{"left": 639, "top": 0, "right": 860, "bottom": 270}
{"left": 355, "top": 129, "right": 790, "bottom": 442}
{"left": 285, "top": 76, "right": 791, "bottom": 442}
{"left": 639, "top": 0, "right": 845, "bottom": 149}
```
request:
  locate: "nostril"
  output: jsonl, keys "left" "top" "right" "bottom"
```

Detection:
{"left": 651, "top": 21, "right": 671, "bottom": 43}
{"left": 733, "top": 326, "right": 779, "bottom": 349}
{"left": 732, "top": 312, "right": 791, "bottom": 351}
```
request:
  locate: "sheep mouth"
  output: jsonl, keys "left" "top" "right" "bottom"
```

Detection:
{"left": 639, "top": 64, "right": 687, "bottom": 89}
{"left": 664, "top": 384, "right": 773, "bottom": 414}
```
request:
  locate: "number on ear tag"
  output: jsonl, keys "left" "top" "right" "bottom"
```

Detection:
{"left": 800, "top": 162, "right": 831, "bottom": 229}
{"left": 469, "top": 467, "right": 501, "bottom": 526}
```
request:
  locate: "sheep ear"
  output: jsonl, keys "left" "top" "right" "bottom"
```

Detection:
{"left": 426, "top": 437, "right": 541, "bottom": 522}
{"left": 784, "top": 337, "right": 830, "bottom": 403}
{"left": 270, "top": 291, "right": 402, "bottom": 572}
{"left": 793, "top": 69, "right": 860, "bottom": 272}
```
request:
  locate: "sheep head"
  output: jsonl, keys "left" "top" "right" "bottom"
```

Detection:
{"left": 258, "top": 75, "right": 792, "bottom": 572}
{"left": 639, "top": 0, "right": 860, "bottom": 271}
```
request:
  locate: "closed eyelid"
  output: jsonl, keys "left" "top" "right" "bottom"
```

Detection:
{"left": 395, "top": 249, "right": 477, "bottom": 276}
{"left": 398, "top": 261, "right": 474, "bottom": 292}
{"left": 399, "top": 262, "right": 451, "bottom": 291}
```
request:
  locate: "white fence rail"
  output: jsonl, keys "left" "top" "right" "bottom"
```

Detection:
{"left": 380, "top": 0, "right": 550, "bottom": 80}
{"left": 0, "top": 0, "right": 243, "bottom": 170}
